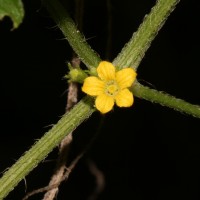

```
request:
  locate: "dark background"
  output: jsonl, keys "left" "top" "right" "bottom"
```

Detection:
{"left": 1, "top": 0, "right": 200, "bottom": 199}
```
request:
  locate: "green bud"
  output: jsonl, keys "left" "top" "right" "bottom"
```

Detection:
{"left": 89, "top": 67, "right": 97, "bottom": 76}
{"left": 67, "top": 68, "right": 88, "bottom": 83}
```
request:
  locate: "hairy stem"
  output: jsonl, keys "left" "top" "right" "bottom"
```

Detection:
{"left": 43, "top": 61, "right": 79, "bottom": 199}
{"left": 42, "top": 0, "right": 101, "bottom": 69}
{"left": 0, "top": 0, "right": 191, "bottom": 199}
{"left": 133, "top": 82, "right": 200, "bottom": 118}
{"left": 113, "top": 0, "right": 180, "bottom": 70}
{"left": 0, "top": 97, "right": 95, "bottom": 199}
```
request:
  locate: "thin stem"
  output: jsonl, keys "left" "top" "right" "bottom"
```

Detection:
{"left": 22, "top": 149, "right": 85, "bottom": 200}
{"left": 74, "top": 0, "right": 84, "bottom": 31}
{"left": 0, "top": 1, "right": 194, "bottom": 199}
{"left": 113, "top": 0, "right": 180, "bottom": 70}
{"left": 133, "top": 82, "right": 200, "bottom": 118}
{"left": 0, "top": 96, "right": 95, "bottom": 199}
{"left": 42, "top": 61, "right": 80, "bottom": 199}
{"left": 42, "top": 3, "right": 86, "bottom": 198}
{"left": 105, "top": 0, "right": 112, "bottom": 60}
{"left": 42, "top": 0, "right": 101, "bottom": 69}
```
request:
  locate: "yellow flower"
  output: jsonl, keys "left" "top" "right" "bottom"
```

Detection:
{"left": 82, "top": 61, "right": 137, "bottom": 114}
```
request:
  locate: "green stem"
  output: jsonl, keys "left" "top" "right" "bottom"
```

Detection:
{"left": 42, "top": 0, "right": 101, "bottom": 69}
{"left": 113, "top": 0, "right": 180, "bottom": 70}
{"left": 133, "top": 82, "right": 200, "bottom": 118}
{"left": 0, "top": 97, "right": 95, "bottom": 199}
{"left": 65, "top": 68, "right": 200, "bottom": 119}
{"left": 0, "top": 1, "right": 195, "bottom": 199}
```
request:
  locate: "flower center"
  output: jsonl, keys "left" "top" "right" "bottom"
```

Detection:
{"left": 105, "top": 80, "right": 119, "bottom": 96}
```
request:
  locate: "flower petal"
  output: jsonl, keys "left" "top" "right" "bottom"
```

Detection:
{"left": 95, "top": 94, "right": 114, "bottom": 114}
{"left": 82, "top": 77, "right": 104, "bottom": 96}
{"left": 115, "top": 89, "right": 134, "bottom": 107}
{"left": 116, "top": 68, "right": 137, "bottom": 89}
{"left": 97, "top": 61, "right": 116, "bottom": 81}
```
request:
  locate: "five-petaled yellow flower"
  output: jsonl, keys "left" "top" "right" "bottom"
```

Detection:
{"left": 82, "top": 61, "right": 137, "bottom": 114}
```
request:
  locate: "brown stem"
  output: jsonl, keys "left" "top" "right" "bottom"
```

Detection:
{"left": 22, "top": 109, "right": 105, "bottom": 200}
{"left": 42, "top": 65, "right": 79, "bottom": 200}
{"left": 22, "top": 147, "right": 84, "bottom": 200}
{"left": 42, "top": 1, "right": 84, "bottom": 198}
{"left": 87, "top": 159, "right": 105, "bottom": 200}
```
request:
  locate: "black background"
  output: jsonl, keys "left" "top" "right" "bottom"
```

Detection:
{"left": 1, "top": 0, "right": 200, "bottom": 199}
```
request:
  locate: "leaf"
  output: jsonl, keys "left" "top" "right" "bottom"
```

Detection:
{"left": 0, "top": 0, "right": 24, "bottom": 29}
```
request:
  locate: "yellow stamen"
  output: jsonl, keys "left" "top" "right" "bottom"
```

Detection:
{"left": 105, "top": 80, "right": 119, "bottom": 96}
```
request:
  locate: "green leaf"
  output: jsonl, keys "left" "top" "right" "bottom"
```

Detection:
{"left": 0, "top": 0, "right": 24, "bottom": 29}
